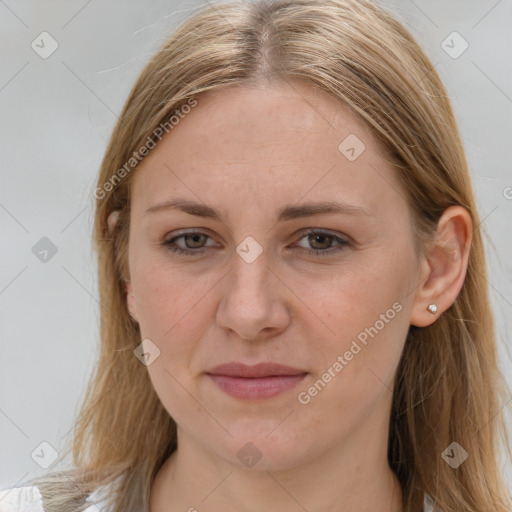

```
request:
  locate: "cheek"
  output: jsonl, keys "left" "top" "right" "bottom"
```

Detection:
{"left": 293, "top": 300, "right": 408, "bottom": 450}
{"left": 294, "top": 256, "right": 410, "bottom": 348}
{"left": 133, "top": 264, "right": 211, "bottom": 422}
{"left": 293, "top": 257, "right": 413, "bottom": 429}
{"left": 132, "top": 256, "right": 210, "bottom": 340}
{"left": 299, "top": 281, "right": 407, "bottom": 393}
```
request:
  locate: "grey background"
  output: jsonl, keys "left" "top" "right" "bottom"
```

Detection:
{"left": 1, "top": 0, "right": 511, "bottom": 493}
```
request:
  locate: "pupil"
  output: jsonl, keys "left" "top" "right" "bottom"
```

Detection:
{"left": 311, "top": 234, "right": 330, "bottom": 249}
{"left": 189, "top": 234, "right": 204, "bottom": 247}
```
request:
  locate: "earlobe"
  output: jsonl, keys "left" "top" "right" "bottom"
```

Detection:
{"left": 410, "top": 206, "right": 472, "bottom": 327}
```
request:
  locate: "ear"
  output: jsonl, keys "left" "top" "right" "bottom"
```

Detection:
{"left": 410, "top": 206, "right": 472, "bottom": 327}
{"left": 107, "top": 210, "right": 120, "bottom": 235}
{"left": 125, "top": 279, "right": 139, "bottom": 323}
{"left": 108, "top": 209, "right": 138, "bottom": 323}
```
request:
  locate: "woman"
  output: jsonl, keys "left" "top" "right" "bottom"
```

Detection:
{"left": 1, "top": 0, "right": 510, "bottom": 511}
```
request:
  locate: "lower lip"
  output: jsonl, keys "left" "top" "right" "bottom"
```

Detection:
{"left": 207, "top": 373, "right": 307, "bottom": 399}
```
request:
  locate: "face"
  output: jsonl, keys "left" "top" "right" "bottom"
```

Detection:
{"left": 126, "top": 81, "right": 421, "bottom": 471}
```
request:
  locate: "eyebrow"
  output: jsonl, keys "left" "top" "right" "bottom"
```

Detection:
{"left": 144, "top": 198, "right": 373, "bottom": 221}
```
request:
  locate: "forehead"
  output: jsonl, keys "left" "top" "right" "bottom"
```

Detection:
{"left": 153, "top": 81, "right": 376, "bottom": 158}
{"left": 130, "top": 81, "right": 406, "bottom": 220}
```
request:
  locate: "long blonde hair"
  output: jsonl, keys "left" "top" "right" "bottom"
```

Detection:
{"left": 27, "top": 0, "right": 511, "bottom": 510}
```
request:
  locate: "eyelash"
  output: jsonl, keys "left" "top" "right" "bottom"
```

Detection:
{"left": 162, "top": 229, "right": 349, "bottom": 257}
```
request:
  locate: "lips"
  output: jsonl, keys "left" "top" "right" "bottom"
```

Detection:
{"left": 206, "top": 362, "right": 307, "bottom": 378}
{"left": 205, "top": 362, "right": 308, "bottom": 399}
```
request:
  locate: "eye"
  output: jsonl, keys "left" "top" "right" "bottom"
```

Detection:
{"left": 293, "top": 229, "right": 349, "bottom": 256}
{"left": 163, "top": 229, "right": 218, "bottom": 255}
{"left": 162, "top": 228, "right": 349, "bottom": 257}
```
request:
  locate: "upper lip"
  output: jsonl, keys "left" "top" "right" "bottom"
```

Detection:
{"left": 206, "top": 362, "right": 307, "bottom": 378}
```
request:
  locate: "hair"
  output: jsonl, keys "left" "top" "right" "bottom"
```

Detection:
{"left": 24, "top": 0, "right": 511, "bottom": 511}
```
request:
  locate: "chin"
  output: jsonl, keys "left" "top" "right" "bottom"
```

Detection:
{"left": 212, "top": 426, "right": 312, "bottom": 472}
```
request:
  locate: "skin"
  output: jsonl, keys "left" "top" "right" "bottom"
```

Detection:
{"left": 123, "top": 80, "right": 472, "bottom": 512}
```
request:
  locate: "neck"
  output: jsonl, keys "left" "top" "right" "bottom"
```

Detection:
{"left": 149, "top": 408, "right": 403, "bottom": 512}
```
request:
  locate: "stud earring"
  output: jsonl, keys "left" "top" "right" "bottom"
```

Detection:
{"left": 427, "top": 304, "right": 438, "bottom": 314}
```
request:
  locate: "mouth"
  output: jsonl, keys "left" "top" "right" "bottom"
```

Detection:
{"left": 205, "top": 362, "right": 308, "bottom": 399}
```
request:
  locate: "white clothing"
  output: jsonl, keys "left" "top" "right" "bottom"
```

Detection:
{"left": 0, "top": 484, "right": 438, "bottom": 511}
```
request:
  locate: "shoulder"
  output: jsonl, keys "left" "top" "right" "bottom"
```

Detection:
{"left": 0, "top": 485, "right": 103, "bottom": 512}
{"left": 424, "top": 493, "right": 444, "bottom": 512}
{"left": 0, "top": 486, "right": 44, "bottom": 512}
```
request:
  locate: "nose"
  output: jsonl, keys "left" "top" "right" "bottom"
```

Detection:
{"left": 216, "top": 250, "right": 291, "bottom": 341}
